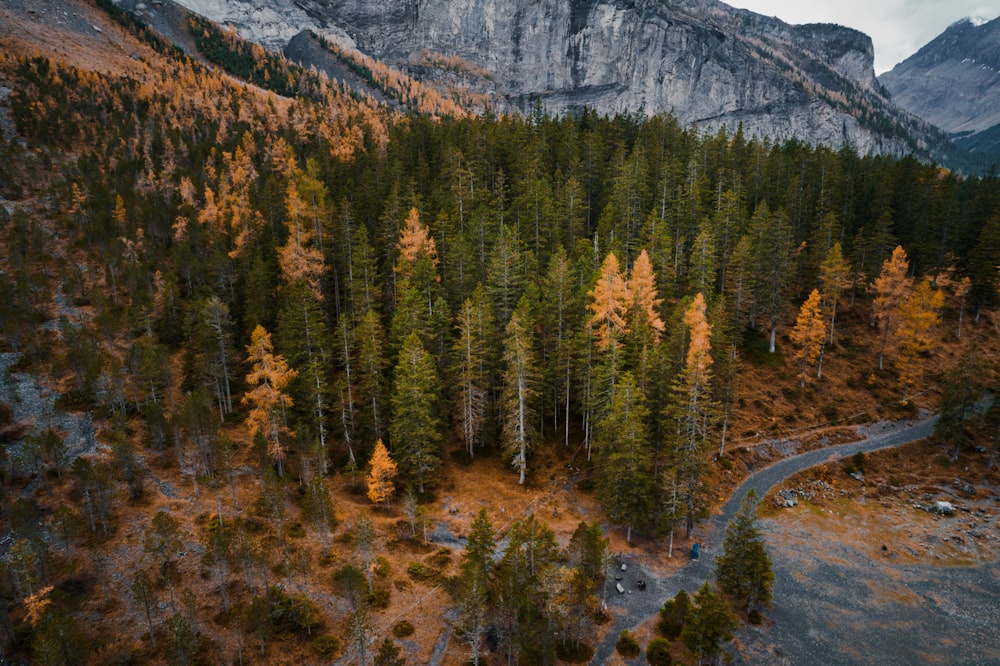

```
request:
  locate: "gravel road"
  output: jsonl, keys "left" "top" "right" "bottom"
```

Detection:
{"left": 589, "top": 413, "right": 943, "bottom": 664}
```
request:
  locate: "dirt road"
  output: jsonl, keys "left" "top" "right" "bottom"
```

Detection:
{"left": 589, "top": 414, "right": 944, "bottom": 664}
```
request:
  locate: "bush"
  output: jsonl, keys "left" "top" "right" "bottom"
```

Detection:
{"left": 646, "top": 637, "right": 672, "bottom": 665}
{"left": 312, "top": 634, "right": 340, "bottom": 657}
{"left": 747, "top": 609, "right": 763, "bottom": 625}
{"left": 616, "top": 630, "right": 640, "bottom": 659}
{"left": 392, "top": 620, "right": 415, "bottom": 638}
{"left": 407, "top": 561, "right": 440, "bottom": 582}
{"left": 367, "top": 586, "right": 391, "bottom": 610}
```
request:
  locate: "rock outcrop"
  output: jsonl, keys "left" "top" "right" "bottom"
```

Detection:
{"left": 168, "top": 0, "right": 946, "bottom": 157}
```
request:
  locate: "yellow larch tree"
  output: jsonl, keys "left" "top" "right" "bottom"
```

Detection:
{"left": 243, "top": 325, "right": 297, "bottom": 477}
{"left": 588, "top": 251, "right": 631, "bottom": 351}
{"left": 789, "top": 289, "right": 826, "bottom": 386}
{"left": 628, "top": 248, "right": 665, "bottom": 342}
{"left": 895, "top": 278, "right": 944, "bottom": 400}
{"left": 872, "top": 245, "right": 912, "bottom": 370}
{"left": 395, "top": 207, "right": 439, "bottom": 278}
{"left": 366, "top": 439, "right": 398, "bottom": 508}
{"left": 278, "top": 178, "right": 327, "bottom": 300}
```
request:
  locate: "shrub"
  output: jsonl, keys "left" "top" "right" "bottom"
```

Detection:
{"left": 616, "top": 630, "right": 640, "bottom": 658}
{"left": 312, "top": 634, "right": 340, "bottom": 657}
{"left": 392, "top": 620, "right": 414, "bottom": 638}
{"left": 407, "top": 561, "right": 440, "bottom": 582}
{"left": 748, "top": 609, "right": 763, "bottom": 625}
{"left": 367, "top": 586, "right": 391, "bottom": 610}
{"left": 646, "top": 637, "right": 672, "bottom": 665}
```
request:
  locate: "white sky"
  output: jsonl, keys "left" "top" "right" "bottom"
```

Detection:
{"left": 727, "top": 0, "right": 1000, "bottom": 74}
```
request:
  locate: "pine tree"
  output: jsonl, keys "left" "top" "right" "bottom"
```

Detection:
{"left": 452, "top": 295, "right": 488, "bottom": 459}
{"left": 819, "top": 242, "right": 849, "bottom": 345}
{"left": 680, "top": 581, "right": 737, "bottom": 663}
{"left": 243, "top": 325, "right": 297, "bottom": 477}
{"left": 872, "top": 245, "right": 912, "bottom": 370}
{"left": 500, "top": 303, "right": 539, "bottom": 484}
{"left": 366, "top": 439, "right": 398, "bottom": 508}
{"left": 789, "top": 289, "right": 826, "bottom": 386}
{"left": 457, "top": 508, "right": 495, "bottom": 665}
{"left": 390, "top": 332, "right": 443, "bottom": 493}
{"left": 714, "top": 489, "right": 774, "bottom": 612}
{"left": 595, "top": 372, "right": 654, "bottom": 543}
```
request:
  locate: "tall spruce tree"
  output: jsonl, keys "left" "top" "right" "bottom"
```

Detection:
{"left": 500, "top": 301, "right": 540, "bottom": 484}
{"left": 714, "top": 489, "right": 774, "bottom": 612}
{"left": 595, "top": 372, "right": 654, "bottom": 543}
{"left": 390, "top": 332, "right": 443, "bottom": 493}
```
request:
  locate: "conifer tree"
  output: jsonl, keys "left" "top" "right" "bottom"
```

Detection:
{"left": 789, "top": 289, "right": 826, "bottom": 386}
{"left": 457, "top": 508, "right": 495, "bottom": 665}
{"left": 873, "top": 245, "right": 912, "bottom": 370}
{"left": 243, "top": 325, "right": 297, "bottom": 477}
{"left": 588, "top": 251, "right": 630, "bottom": 352}
{"left": 819, "top": 242, "right": 849, "bottom": 345}
{"left": 500, "top": 302, "right": 539, "bottom": 484}
{"left": 354, "top": 308, "right": 388, "bottom": 446}
{"left": 714, "top": 489, "right": 774, "bottom": 612}
{"left": 595, "top": 372, "right": 654, "bottom": 543}
{"left": 366, "top": 439, "right": 397, "bottom": 508}
{"left": 667, "top": 293, "right": 714, "bottom": 538}
{"left": 680, "top": 582, "right": 737, "bottom": 663}
{"left": 452, "top": 295, "right": 488, "bottom": 459}
{"left": 390, "top": 332, "right": 443, "bottom": 493}
{"left": 894, "top": 278, "right": 944, "bottom": 400}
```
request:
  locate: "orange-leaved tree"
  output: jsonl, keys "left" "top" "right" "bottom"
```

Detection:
{"left": 872, "top": 245, "right": 912, "bottom": 370}
{"left": 366, "top": 439, "right": 398, "bottom": 508}
{"left": 243, "top": 325, "right": 297, "bottom": 477}
{"left": 789, "top": 289, "right": 826, "bottom": 386}
{"left": 894, "top": 278, "right": 944, "bottom": 400}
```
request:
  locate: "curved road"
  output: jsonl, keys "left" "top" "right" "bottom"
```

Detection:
{"left": 589, "top": 414, "right": 938, "bottom": 664}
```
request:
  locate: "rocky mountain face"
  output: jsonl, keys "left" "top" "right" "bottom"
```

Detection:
{"left": 879, "top": 16, "right": 1000, "bottom": 161}
{"left": 163, "top": 0, "right": 945, "bottom": 157}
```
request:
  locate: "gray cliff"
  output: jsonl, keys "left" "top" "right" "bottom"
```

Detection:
{"left": 170, "top": 0, "right": 943, "bottom": 156}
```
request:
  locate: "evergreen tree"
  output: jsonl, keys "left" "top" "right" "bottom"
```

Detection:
{"left": 714, "top": 489, "right": 774, "bottom": 612}
{"left": 666, "top": 293, "right": 715, "bottom": 538}
{"left": 500, "top": 301, "right": 540, "bottom": 484}
{"left": 658, "top": 588, "right": 691, "bottom": 640}
{"left": 819, "top": 242, "right": 849, "bottom": 345}
{"left": 390, "top": 332, "right": 443, "bottom": 493}
{"left": 452, "top": 294, "right": 488, "bottom": 459}
{"left": 595, "top": 372, "right": 655, "bottom": 543}
{"left": 680, "top": 582, "right": 737, "bottom": 663}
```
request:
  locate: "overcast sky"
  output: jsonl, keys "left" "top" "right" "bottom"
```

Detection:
{"left": 727, "top": 0, "right": 1000, "bottom": 74}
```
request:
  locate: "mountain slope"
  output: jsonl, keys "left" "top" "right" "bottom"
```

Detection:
{"left": 166, "top": 0, "right": 950, "bottom": 159}
{"left": 880, "top": 16, "right": 1000, "bottom": 164}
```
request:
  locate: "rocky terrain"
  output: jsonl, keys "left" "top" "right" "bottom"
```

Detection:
{"left": 880, "top": 16, "right": 1000, "bottom": 162}
{"left": 156, "top": 0, "right": 952, "bottom": 159}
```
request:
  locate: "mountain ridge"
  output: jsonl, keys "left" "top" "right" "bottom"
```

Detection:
{"left": 879, "top": 15, "right": 1000, "bottom": 164}
{"left": 158, "top": 0, "right": 953, "bottom": 160}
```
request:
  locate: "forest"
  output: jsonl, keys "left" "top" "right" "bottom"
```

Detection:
{"left": 0, "top": 2, "right": 998, "bottom": 664}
